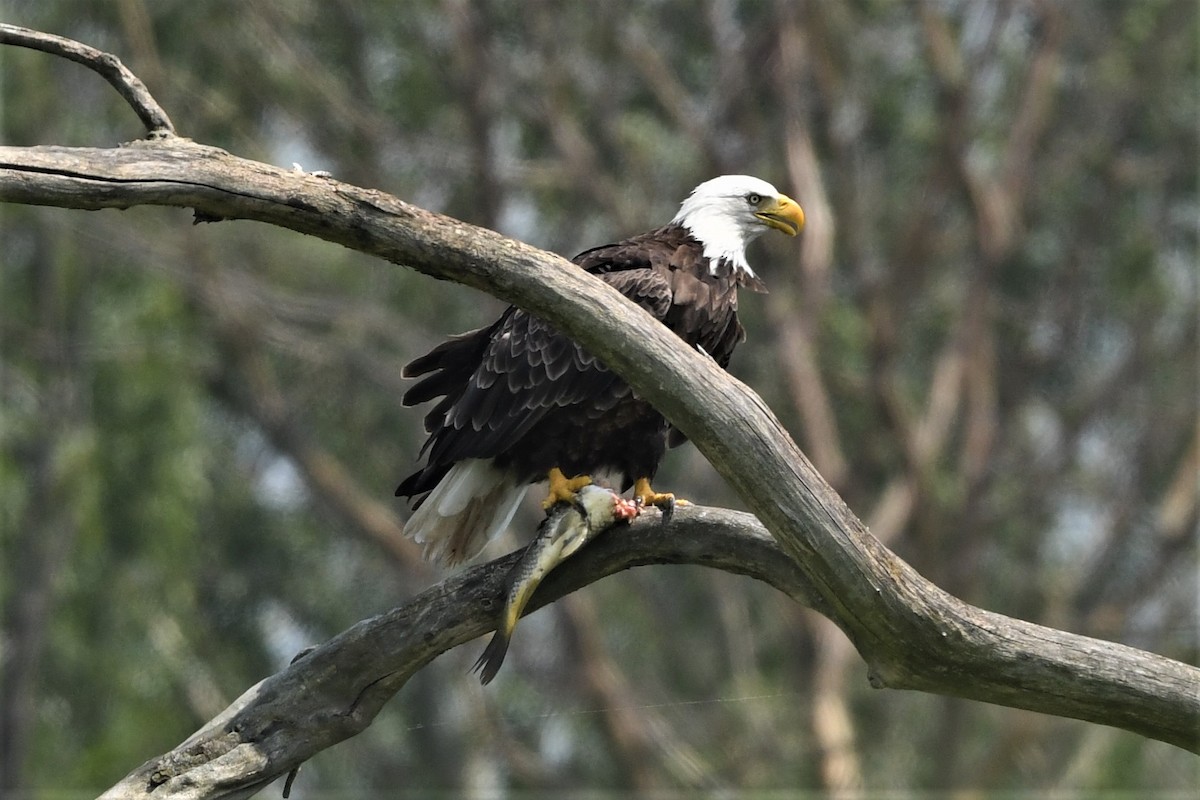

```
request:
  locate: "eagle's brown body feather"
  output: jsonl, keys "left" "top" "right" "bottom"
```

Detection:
{"left": 396, "top": 224, "right": 747, "bottom": 505}
{"left": 396, "top": 175, "right": 802, "bottom": 565}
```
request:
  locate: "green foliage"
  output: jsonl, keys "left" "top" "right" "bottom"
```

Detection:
{"left": 2, "top": 0, "right": 1196, "bottom": 795}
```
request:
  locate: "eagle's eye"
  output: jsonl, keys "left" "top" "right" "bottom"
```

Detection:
{"left": 746, "top": 192, "right": 762, "bottom": 206}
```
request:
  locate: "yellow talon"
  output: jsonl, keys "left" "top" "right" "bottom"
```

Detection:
{"left": 633, "top": 477, "right": 688, "bottom": 510}
{"left": 542, "top": 467, "right": 592, "bottom": 509}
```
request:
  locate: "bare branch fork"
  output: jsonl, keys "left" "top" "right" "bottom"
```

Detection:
{"left": 1, "top": 24, "right": 1195, "bottom": 799}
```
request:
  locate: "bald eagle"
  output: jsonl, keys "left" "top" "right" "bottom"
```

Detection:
{"left": 397, "top": 175, "right": 804, "bottom": 565}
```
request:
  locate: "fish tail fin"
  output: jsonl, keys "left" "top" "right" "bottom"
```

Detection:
{"left": 472, "top": 629, "right": 512, "bottom": 685}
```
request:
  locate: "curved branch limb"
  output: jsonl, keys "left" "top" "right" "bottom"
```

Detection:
{"left": 2, "top": 142, "right": 1198, "bottom": 762}
{"left": 98, "top": 505, "right": 1199, "bottom": 800}
{"left": 0, "top": 23, "right": 176, "bottom": 137}
{"left": 98, "top": 507, "right": 824, "bottom": 800}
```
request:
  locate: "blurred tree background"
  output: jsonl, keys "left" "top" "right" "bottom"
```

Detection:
{"left": 1, "top": 0, "right": 1196, "bottom": 797}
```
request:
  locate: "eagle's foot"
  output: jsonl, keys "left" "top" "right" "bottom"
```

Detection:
{"left": 541, "top": 467, "right": 593, "bottom": 510}
{"left": 633, "top": 478, "right": 688, "bottom": 524}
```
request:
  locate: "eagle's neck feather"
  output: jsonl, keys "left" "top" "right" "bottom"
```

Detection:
{"left": 670, "top": 204, "right": 763, "bottom": 281}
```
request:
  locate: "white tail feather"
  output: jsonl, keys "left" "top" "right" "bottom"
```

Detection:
{"left": 404, "top": 459, "right": 524, "bottom": 566}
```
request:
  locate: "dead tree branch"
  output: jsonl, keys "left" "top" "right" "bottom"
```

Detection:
{"left": 1, "top": 134, "right": 1196, "bottom": 784}
{"left": 0, "top": 27, "right": 1196, "bottom": 800}
{"left": 93, "top": 509, "right": 820, "bottom": 799}
{"left": 0, "top": 23, "right": 175, "bottom": 137}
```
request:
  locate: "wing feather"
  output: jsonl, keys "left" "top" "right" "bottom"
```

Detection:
{"left": 414, "top": 268, "right": 672, "bottom": 472}
{"left": 398, "top": 226, "right": 730, "bottom": 501}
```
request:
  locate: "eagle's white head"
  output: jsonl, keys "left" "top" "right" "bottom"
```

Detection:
{"left": 671, "top": 175, "right": 805, "bottom": 281}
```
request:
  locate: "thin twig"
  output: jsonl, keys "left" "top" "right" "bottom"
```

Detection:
{"left": 0, "top": 23, "right": 176, "bottom": 137}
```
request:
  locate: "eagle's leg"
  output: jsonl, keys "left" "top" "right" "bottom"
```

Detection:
{"left": 633, "top": 477, "right": 689, "bottom": 523}
{"left": 541, "top": 467, "right": 592, "bottom": 510}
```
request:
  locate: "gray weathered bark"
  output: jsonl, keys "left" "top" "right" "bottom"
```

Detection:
{"left": 95, "top": 509, "right": 824, "bottom": 799}
{"left": 0, "top": 24, "right": 1196, "bottom": 799}
{"left": 1, "top": 138, "right": 1197, "bottom": 800}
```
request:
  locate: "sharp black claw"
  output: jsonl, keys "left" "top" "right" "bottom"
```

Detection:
{"left": 660, "top": 496, "right": 675, "bottom": 525}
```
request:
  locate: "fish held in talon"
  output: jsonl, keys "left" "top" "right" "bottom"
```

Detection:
{"left": 396, "top": 175, "right": 804, "bottom": 567}
{"left": 473, "top": 485, "right": 638, "bottom": 684}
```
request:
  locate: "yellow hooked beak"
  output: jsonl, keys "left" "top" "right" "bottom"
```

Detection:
{"left": 755, "top": 194, "right": 805, "bottom": 236}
